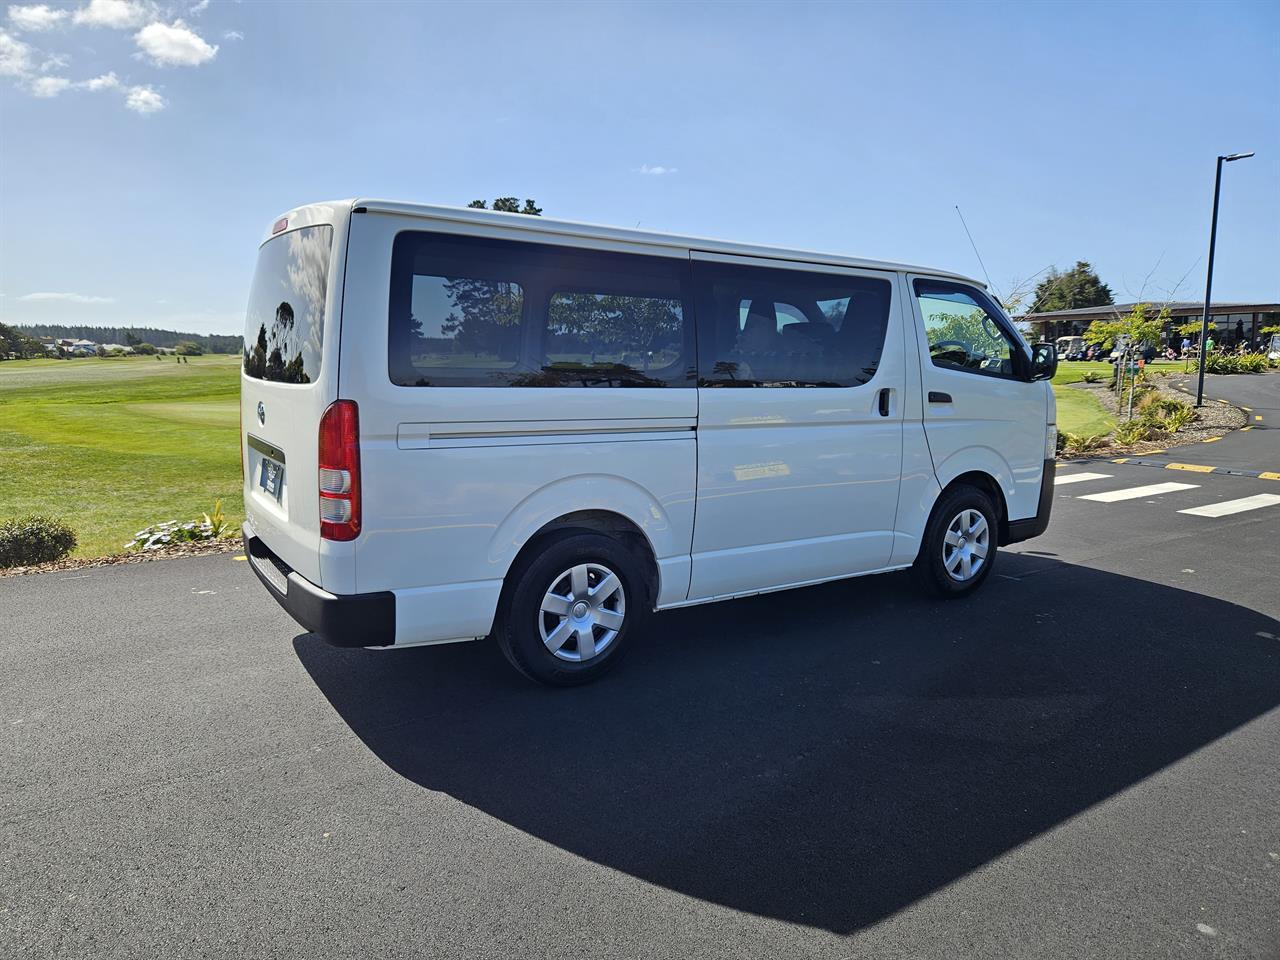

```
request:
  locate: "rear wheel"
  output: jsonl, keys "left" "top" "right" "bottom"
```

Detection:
{"left": 914, "top": 485, "right": 998, "bottom": 597}
{"left": 496, "top": 531, "right": 649, "bottom": 686}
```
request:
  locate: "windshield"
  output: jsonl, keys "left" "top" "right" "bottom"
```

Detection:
{"left": 242, "top": 225, "right": 332, "bottom": 384}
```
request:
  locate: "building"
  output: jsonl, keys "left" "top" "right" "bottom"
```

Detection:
{"left": 1023, "top": 301, "right": 1280, "bottom": 350}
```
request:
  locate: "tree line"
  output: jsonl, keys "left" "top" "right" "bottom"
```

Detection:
{"left": 13, "top": 324, "right": 242, "bottom": 354}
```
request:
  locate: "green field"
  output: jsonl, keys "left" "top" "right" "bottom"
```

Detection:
{"left": 1053, "top": 386, "right": 1116, "bottom": 438}
{"left": 0, "top": 355, "right": 242, "bottom": 557}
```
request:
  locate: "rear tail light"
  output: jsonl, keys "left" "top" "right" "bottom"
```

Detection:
{"left": 318, "top": 400, "right": 360, "bottom": 541}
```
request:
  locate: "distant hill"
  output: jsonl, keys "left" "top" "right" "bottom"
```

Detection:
{"left": 15, "top": 325, "right": 242, "bottom": 354}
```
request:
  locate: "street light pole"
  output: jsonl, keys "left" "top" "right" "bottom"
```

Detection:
{"left": 1196, "top": 151, "right": 1254, "bottom": 407}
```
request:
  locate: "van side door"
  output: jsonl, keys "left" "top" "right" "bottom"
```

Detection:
{"left": 688, "top": 253, "right": 906, "bottom": 600}
{"left": 906, "top": 276, "right": 1049, "bottom": 525}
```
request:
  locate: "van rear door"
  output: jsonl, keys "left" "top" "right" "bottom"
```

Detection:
{"left": 240, "top": 206, "right": 347, "bottom": 588}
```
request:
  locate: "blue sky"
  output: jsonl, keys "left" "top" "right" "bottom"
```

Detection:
{"left": 1, "top": 0, "right": 1277, "bottom": 335}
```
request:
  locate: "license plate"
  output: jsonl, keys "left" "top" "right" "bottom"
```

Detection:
{"left": 259, "top": 459, "right": 283, "bottom": 498}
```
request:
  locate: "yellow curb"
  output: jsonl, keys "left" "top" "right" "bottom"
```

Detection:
{"left": 1242, "top": 406, "right": 1252, "bottom": 412}
{"left": 1256, "top": 415, "right": 1264, "bottom": 421}
{"left": 1166, "top": 462, "right": 1216, "bottom": 473}
{"left": 1260, "top": 472, "right": 1280, "bottom": 481}
{"left": 233, "top": 555, "right": 247, "bottom": 561}
{"left": 1241, "top": 426, "right": 1254, "bottom": 432}
{"left": 1112, "top": 457, "right": 1129, "bottom": 463}
{"left": 1200, "top": 436, "right": 1222, "bottom": 443}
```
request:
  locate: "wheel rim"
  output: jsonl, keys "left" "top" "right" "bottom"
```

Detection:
{"left": 942, "top": 508, "right": 990, "bottom": 582}
{"left": 538, "top": 562, "right": 626, "bottom": 662}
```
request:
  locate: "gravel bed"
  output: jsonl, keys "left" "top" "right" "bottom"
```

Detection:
{"left": 0, "top": 537, "right": 242, "bottom": 579}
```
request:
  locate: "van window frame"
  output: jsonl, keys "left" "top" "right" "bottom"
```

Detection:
{"left": 387, "top": 231, "right": 697, "bottom": 389}
{"left": 912, "top": 278, "right": 1031, "bottom": 382}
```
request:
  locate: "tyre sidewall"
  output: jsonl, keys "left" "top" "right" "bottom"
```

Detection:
{"left": 917, "top": 486, "right": 998, "bottom": 597}
{"left": 500, "top": 532, "right": 648, "bottom": 686}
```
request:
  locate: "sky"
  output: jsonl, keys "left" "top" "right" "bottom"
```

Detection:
{"left": 1, "top": 0, "right": 1277, "bottom": 336}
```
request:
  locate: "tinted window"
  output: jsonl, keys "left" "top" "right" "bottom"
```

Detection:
{"left": 696, "top": 262, "right": 891, "bottom": 387}
{"left": 914, "top": 280, "right": 1023, "bottom": 380}
{"left": 243, "top": 225, "right": 332, "bottom": 384}
{"left": 389, "top": 232, "right": 693, "bottom": 387}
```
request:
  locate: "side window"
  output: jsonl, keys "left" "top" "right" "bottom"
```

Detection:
{"left": 389, "top": 232, "right": 693, "bottom": 387}
{"left": 697, "top": 262, "right": 891, "bottom": 388}
{"left": 914, "top": 280, "right": 1023, "bottom": 380}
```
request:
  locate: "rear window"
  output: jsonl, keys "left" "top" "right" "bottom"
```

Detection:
{"left": 243, "top": 225, "right": 332, "bottom": 384}
{"left": 388, "top": 232, "right": 693, "bottom": 387}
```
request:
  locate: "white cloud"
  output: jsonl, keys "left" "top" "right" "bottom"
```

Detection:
{"left": 29, "top": 73, "right": 70, "bottom": 96}
{"left": 124, "top": 82, "right": 163, "bottom": 112}
{"left": 81, "top": 70, "right": 118, "bottom": 90}
{"left": 72, "top": 0, "right": 152, "bottom": 29}
{"left": 222, "top": 29, "right": 242, "bottom": 40}
{"left": 134, "top": 19, "right": 216, "bottom": 66}
{"left": 0, "top": 29, "right": 34, "bottom": 76}
{"left": 19, "top": 291, "right": 116, "bottom": 303}
{"left": 39, "top": 52, "right": 70, "bottom": 71}
{"left": 636, "top": 164, "right": 677, "bottom": 176}
{"left": 8, "top": 4, "right": 69, "bottom": 32}
{"left": 189, "top": 0, "right": 209, "bottom": 12}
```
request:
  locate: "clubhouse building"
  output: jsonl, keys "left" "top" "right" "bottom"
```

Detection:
{"left": 1022, "top": 301, "right": 1280, "bottom": 350}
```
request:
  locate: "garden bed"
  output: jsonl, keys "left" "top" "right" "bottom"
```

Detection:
{"left": 0, "top": 535, "right": 241, "bottom": 578}
{"left": 1058, "top": 377, "right": 1246, "bottom": 461}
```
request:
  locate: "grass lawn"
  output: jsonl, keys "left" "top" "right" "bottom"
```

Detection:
{"left": 0, "top": 355, "right": 242, "bottom": 557}
{"left": 1053, "top": 385, "right": 1116, "bottom": 438}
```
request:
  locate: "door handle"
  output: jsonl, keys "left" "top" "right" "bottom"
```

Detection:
{"left": 878, "top": 388, "right": 891, "bottom": 417}
{"left": 928, "top": 391, "right": 952, "bottom": 404}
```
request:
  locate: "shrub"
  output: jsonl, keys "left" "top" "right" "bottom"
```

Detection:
{"left": 1163, "top": 407, "right": 1197, "bottom": 433}
{"left": 1063, "top": 432, "right": 1108, "bottom": 452}
{"left": 1081, "top": 371, "right": 1101, "bottom": 384}
{"left": 1205, "top": 352, "right": 1267, "bottom": 375}
{"left": 1114, "top": 420, "right": 1158, "bottom": 445}
{"left": 0, "top": 516, "right": 78, "bottom": 568}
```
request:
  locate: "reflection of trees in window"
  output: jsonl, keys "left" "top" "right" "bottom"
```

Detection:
{"left": 242, "top": 301, "right": 311, "bottom": 383}
{"left": 929, "top": 310, "right": 1001, "bottom": 352}
{"left": 411, "top": 278, "right": 522, "bottom": 359}
{"left": 547, "top": 294, "right": 682, "bottom": 372}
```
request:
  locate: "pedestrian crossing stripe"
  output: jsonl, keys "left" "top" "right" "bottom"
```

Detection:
{"left": 1054, "top": 472, "right": 1112, "bottom": 485}
{"left": 1078, "top": 482, "right": 1199, "bottom": 502}
{"left": 1178, "top": 494, "right": 1280, "bottom": 518}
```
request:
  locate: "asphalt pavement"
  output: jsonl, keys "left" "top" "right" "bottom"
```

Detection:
{"left": 3, "top": 463, "right": 1279, "bottom": 960}
{"left": 1154, "top": 370, "right": 1280, "bottom": 474}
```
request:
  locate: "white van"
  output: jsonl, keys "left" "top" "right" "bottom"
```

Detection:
{"left": 242, "top": 200, "right": 1057, "bottom": 685}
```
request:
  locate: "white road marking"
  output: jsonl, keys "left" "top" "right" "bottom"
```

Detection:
{"left": 1054, "top": 472, "right": 1112, "bottom": 485}
{"left": 1078, "top": 482, "right": 1199, "bottom": 502}
{"left": 1178, "top": 494, "right": 1280, "bottom": 518}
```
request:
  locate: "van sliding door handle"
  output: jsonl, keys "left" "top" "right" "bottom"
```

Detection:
{"left": 877, "top": 388, "right": 890, "bottom": 417}
{"left": 928, "top": 391, "right": 953, "bottom": 404}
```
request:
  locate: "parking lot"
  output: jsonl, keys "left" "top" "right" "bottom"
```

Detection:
{"left": 3, "top": 460, "right": 1278, "bottom": 960}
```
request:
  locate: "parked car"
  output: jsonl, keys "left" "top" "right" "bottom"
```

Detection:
{"left": 241, "top": 200, "right": 1058, "bottom": 685}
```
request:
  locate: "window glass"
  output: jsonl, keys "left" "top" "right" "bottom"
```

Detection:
{"left": 389, "top": 232, "right": 692, "bottom": 387}
{"left": 914, "top": 281, "right": 1021, "bottom": 379}
{"left": 697, "top": 263, "right": 891, "bottom": 388}
{"left": 243, "top": 225, "right": 332, "bottom": 384}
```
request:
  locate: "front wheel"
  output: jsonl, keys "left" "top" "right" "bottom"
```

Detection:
{"left": 496, "top": 531, "right": 649, "bottom": 686}
{"left": 914, "top": 485, "right": 998, "bottom": 597}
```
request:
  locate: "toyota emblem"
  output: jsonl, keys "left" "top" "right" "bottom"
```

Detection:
{"left": 257, "top": 401, "right": 266, "bottom": 426}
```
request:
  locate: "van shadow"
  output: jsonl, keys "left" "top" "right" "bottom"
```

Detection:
{"left": 293, "top": 556, "right": 1280, "bottom": 934}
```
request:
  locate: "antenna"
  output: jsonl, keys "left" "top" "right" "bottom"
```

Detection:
{"left": 955, "top": 205, "right": 999, "bottom": 302}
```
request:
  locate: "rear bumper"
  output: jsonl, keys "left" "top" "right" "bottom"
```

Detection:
{"left": 1003, "top": 459, "right": 1054, "bottom": 545}
{"left": 242, "top": 523, "right": 395, "bottom": 647}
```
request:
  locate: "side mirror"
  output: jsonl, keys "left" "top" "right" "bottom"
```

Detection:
{"left": 1030, "top": 342, "right": 1057, "bottom": 381}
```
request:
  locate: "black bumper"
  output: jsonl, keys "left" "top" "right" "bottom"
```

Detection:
{"left": 242, "top": 524, "right": 395, "bottom": 647}
{"left": 1002, "top": 458, "right": 1055, "bottom": 545}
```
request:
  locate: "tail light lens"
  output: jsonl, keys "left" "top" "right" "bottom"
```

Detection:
{"left": 318, "top": 400, "right": 360, "bottom": 541}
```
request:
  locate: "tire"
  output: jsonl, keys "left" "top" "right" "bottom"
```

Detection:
{"left": 913, "top": 484, "right": 998, "bottom": 598}
{"left": 495, "top": 531, "right": 650, "bottom": 686}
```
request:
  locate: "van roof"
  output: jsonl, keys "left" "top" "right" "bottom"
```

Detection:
{"left": 340, "top": 198, "right": 984, "bottom": 287}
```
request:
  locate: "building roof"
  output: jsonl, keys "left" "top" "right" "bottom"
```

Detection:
{"left": 1023, "top": 301, "right": 1280, "bottom": 323}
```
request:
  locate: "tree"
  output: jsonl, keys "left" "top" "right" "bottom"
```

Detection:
{"left": 1082, "top": 302, "right": 1168, "bottom": 351}
{"left": 468, "top": 197, "right": 542, "bottom": 216}
{"left": 1030, "top": 261, "right": 1114, "bottom": 314}
{"left": 175, "top": 341, "right": 203, "bottom": 356}
{"left": 124, "top": 331, "right": 142, "bottom": 347}
{"left": 133, "top": 342, "right": 157, "bottom": 355}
